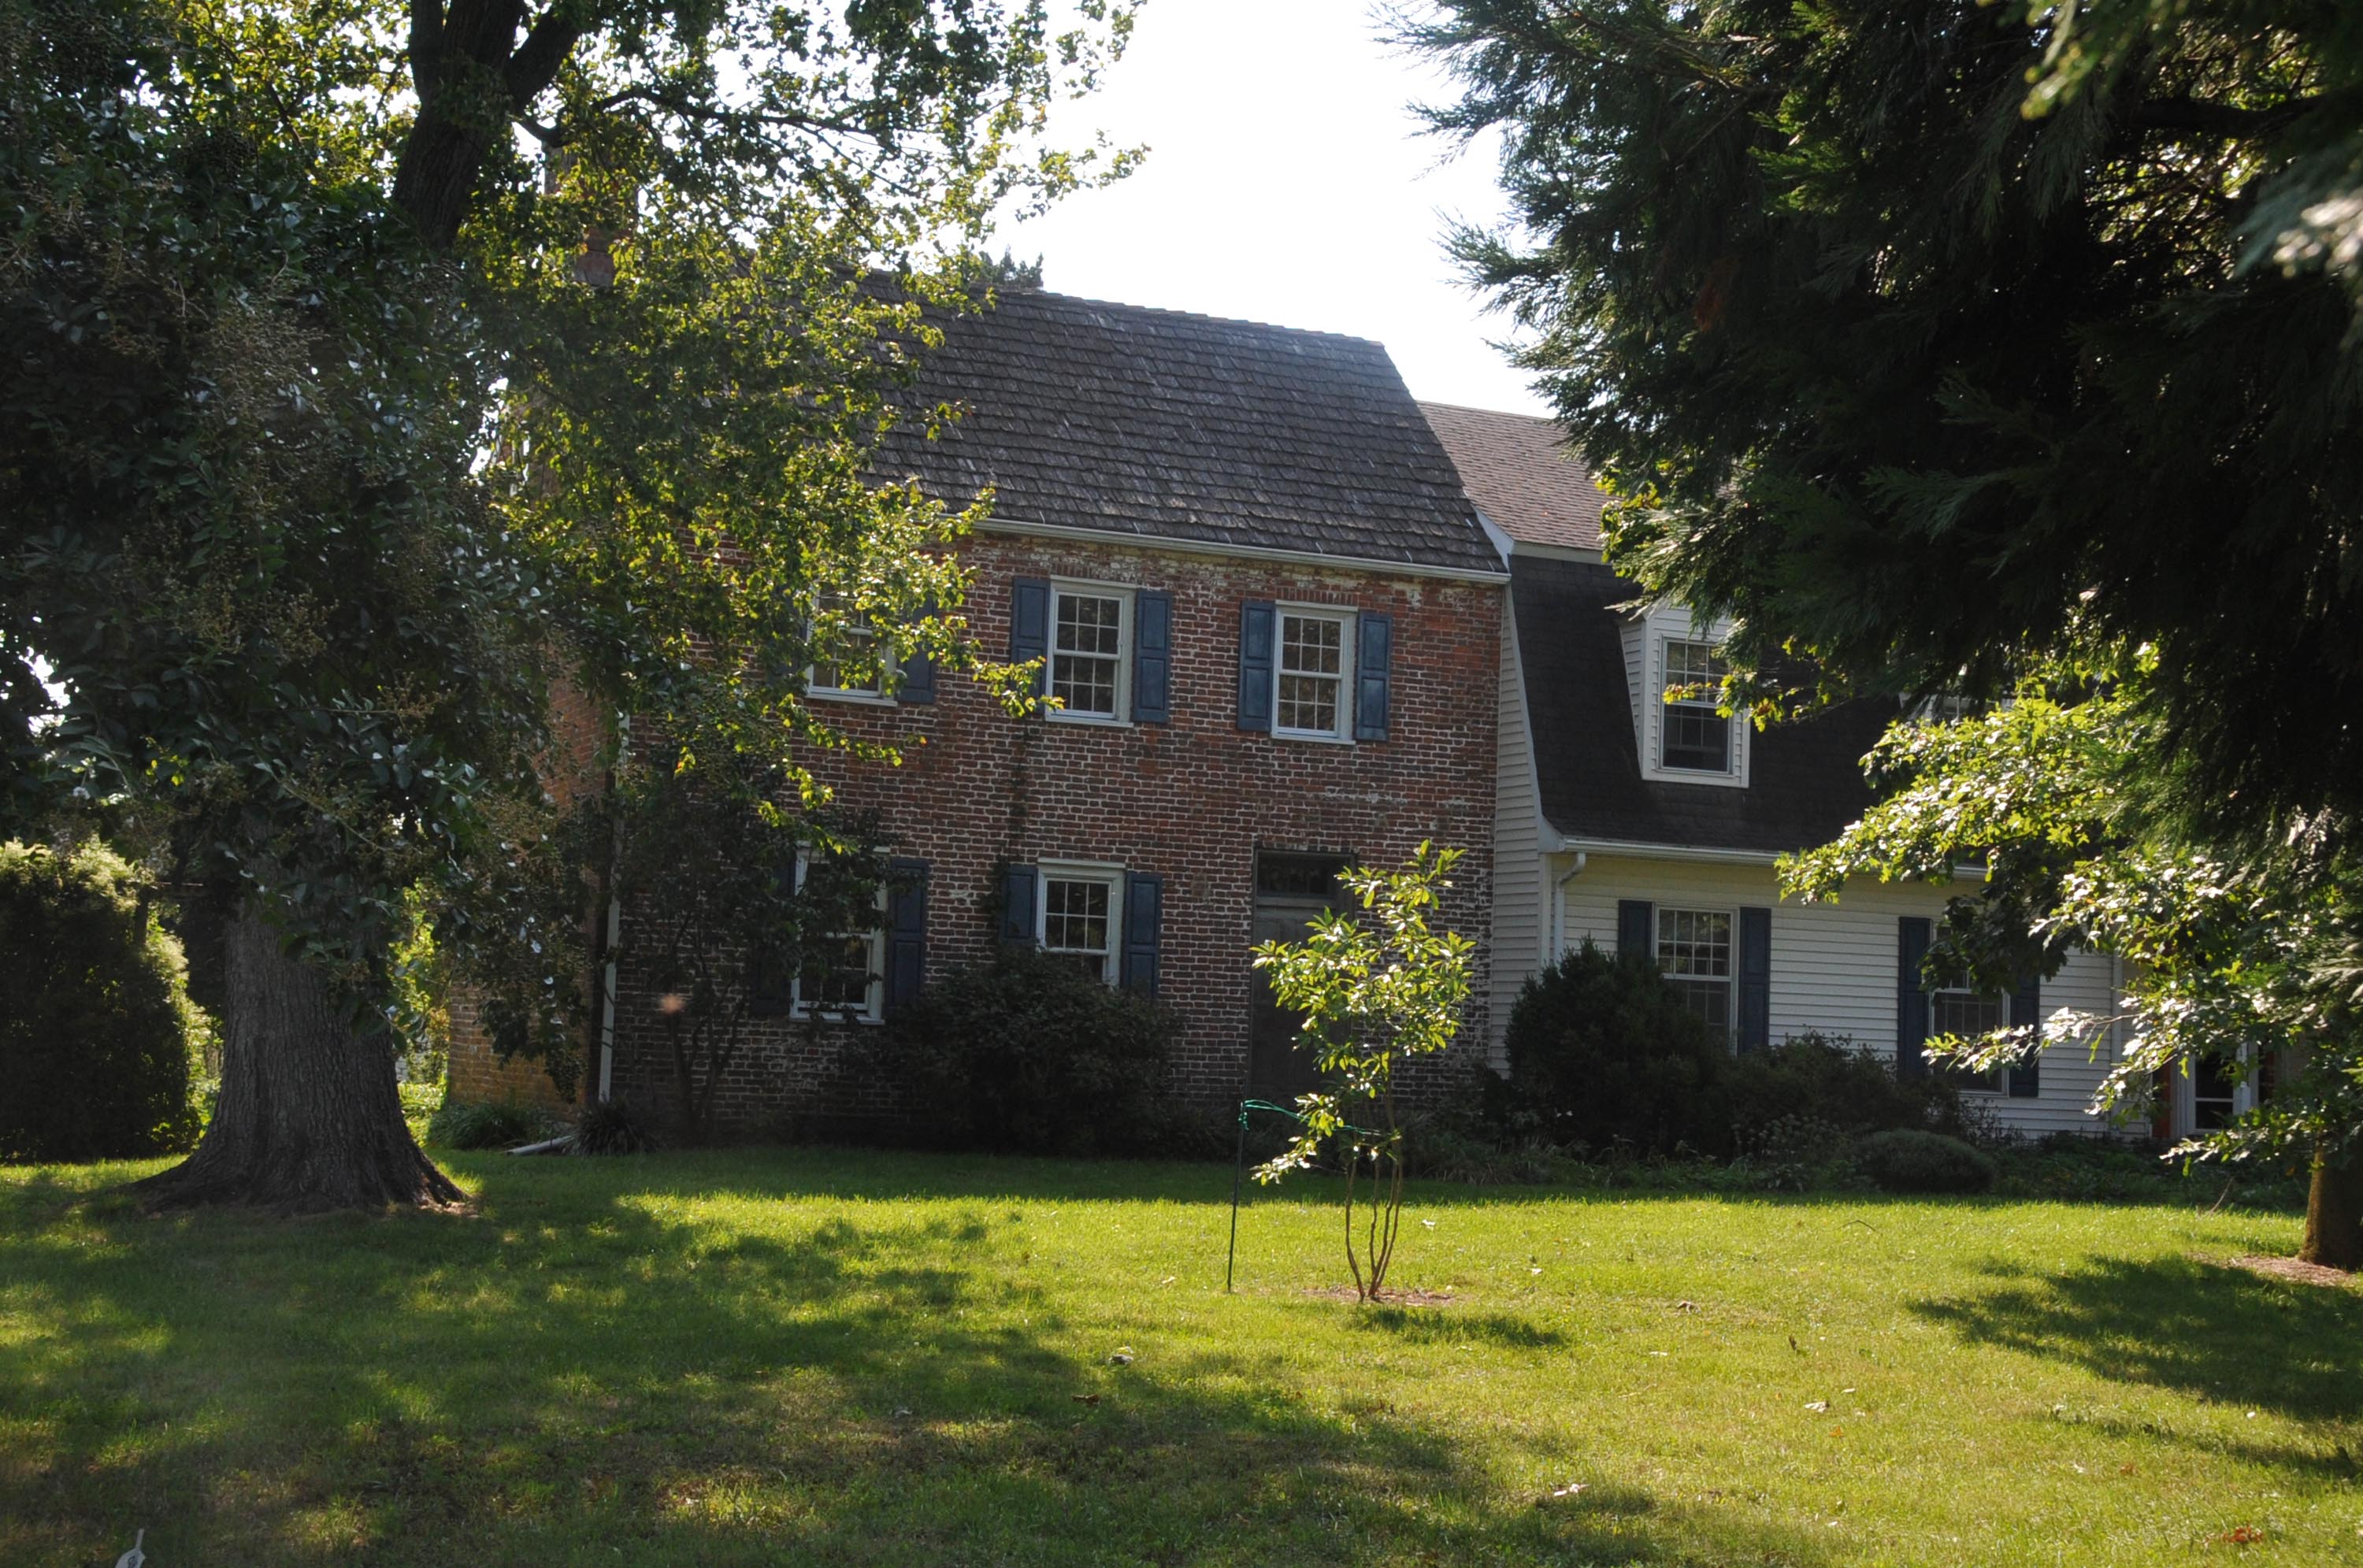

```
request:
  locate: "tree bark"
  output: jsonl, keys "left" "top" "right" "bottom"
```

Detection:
{"left": 134, "top": 890, "right": 463, "bottom": 1212}
{"left": 2298, "top": 1144, "right": 2363, "bottom": 1271}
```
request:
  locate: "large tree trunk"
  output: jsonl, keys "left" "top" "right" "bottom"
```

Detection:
{"left": 2298, "top": 1144, "right": 2363, "bottom": 1271}
{"left": 135, "top": 891, "right": 462, "bottom": 1212}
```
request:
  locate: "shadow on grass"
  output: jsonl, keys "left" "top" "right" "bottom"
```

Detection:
{"left": 0, "top": 1157, "right": 1840, "bottom": 1568}
{"left": 1910, "top": 1252, "right": 2363, "bottom": 1466}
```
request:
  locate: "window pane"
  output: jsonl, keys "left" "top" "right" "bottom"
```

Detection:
{"left": 1043, "top": 877, "right": 1111, "bottom": 961}
{"left": 798, "top": 935, "right": 874, "bottom": 1013}
{"left": 1656, "top": 909, "right": 1732, "bottom": 978}
{"left": 810, "top": 595, "right": 883, "bottom": 695}
{"left": 1276, "top": 613, "right": 1343, "bottom": 734}
{"left": 1052, "top": 593, "right": 1122, "bottom": 716}
{"left": 2193, "top": 1051, "right": 2239, "bottom": 1129}
{"left": 1662, "top": 706, "right": 1731, "bottom": 771}
{"left": 1668, "top": 977, "right": 1731, "bottom": 1040}
{"left": 1660, "top": 639, "right": 1731, "bottom": 771}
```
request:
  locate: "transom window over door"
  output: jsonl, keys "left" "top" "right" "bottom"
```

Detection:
{"left": 1657, "top": 907, "right": 1733, "bottom": 1042}
{"left": 1276, "top": 609, "right": 1348, "bottom": 738}
{"left": 1041, "top": 872, "right": 1117, "bottom": 982}
{"left": 1050, "top": 587, "right": 1127, "bottom": 719}
{"left": 1660, "top": 639, "right": 1731, "bottom": 773}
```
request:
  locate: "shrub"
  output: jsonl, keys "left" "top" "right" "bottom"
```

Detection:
{"left": 425, "top": 1099, "right": 560, "bottom": 1151}
{"left": 1503, "top": 941, "right": 1727, "bottom": 1156}
{"left": 1723, "top": 1032, "right": 1972, "bottom": 1144}
{"left": 874, "top": 944, "right": 1180, "bottom": 1156}
{"left": 574, "top": 1095, "right": 661, "bottom": 1155}
{"left": 0, "top": 840, "right": 208, "bottom": 1162}
{"left": 1853, "top": 1129, "right": 1998, "bottom": 1195}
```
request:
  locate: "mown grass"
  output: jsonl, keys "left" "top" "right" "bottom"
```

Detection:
{"left": 2, "top": 1148, "right": 2357, "bottom": 1566}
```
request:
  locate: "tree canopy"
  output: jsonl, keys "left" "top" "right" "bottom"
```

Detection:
{"left": 0, "top": 0, "right": 1129, "bottom": 1205}
{"left": 1411, "top": 0, "right": 2362, "bottom": 837}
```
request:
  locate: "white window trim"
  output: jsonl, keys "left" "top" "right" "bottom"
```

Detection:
{"left": 1654, "top": 903, "right": 1737, "bottom": 1046}
{"left": 788, "top": 851, "right": 886, "bottom": 1023}
{"left": 1271, "top": 602, "right": 1358, "bottom": 744}
{"left": 1046, "top": 579, "right": 1134, "bottom": 728}
{"left": 1635, "top": 610, "right": 1749, "bottom": 789}
{"left": 1036, "top": 859, "right": 1126, "bottom": 986}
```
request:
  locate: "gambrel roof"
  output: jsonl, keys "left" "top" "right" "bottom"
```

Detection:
{"left": 1510, "top": 554, "right": 1892, "bottom": 855}
{"left": 878, "top": 287, "right": 1502, "bottom": 576}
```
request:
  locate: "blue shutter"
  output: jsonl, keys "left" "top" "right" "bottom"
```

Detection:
{"left": 1237, "top": 599, "right": 1274, "bottom": 731}
{"left": 1897, "top": 917, "right": 1933, "bottom": 1077}
{"left": 1010, "top": 577, "right": 1050, "bottom": 697}
{"left": 1617, "top": 899, "right": 1654, "bottom": 963}
{"left": 1133, "top": 589, "right": 1172, "bottom": 725}
{"left": 1738, "top": 906, "right": 1771, "bottom": 1053}
{"left": 1122, "top": 871, "right": 1163, "bottom": 996}
{"left": 2007, "top": 973, "right": 2042, "bottom": 1098}
{"left": 1355, "top": 610, "right": 1393, "bottom": 742}
{"left": 885, "top": 858, "right": 929, "bottom": 1015}
{"left": 1000, "top": 863, "right": 1038, "bottom": 945}
{"left": 896, "top": 600, "right": 937, "bottom": 704}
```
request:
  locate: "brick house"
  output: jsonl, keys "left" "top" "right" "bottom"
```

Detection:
{"left": 526, "top": 288, "right": 1508, "bottom": 1132}
{"left": 1420, "top": 401, "right": 2135, "bottom": 1137}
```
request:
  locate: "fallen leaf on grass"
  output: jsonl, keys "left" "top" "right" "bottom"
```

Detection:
{"left": 1804, "top": 1401, "right": 1829, "bottom": 1413}
{"left": 1536, "top": 1481, "right": 1589, "bottom": 1505}
{"left": 2218, "top": 1525, "right": 2265, "bottom": 1544}
{"left": 2119, "top": 1463, "right": 2137, "bottom": 1476}
{"left": 1072, "top": 1394, "right": 1100, "bottom": 1406}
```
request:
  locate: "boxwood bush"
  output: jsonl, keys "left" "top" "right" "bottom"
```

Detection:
{"left": 1853, "top": 1129, "right": 1998, "bottom": 1194}
{"left": 875, "top": 945, "right": 1180, "bottom": 1156}
{"left": 0, "top": 840, "right": 208, "bottom": 1162}
{"left": 1502, "top": 941, "right": 1729, "bottom": 1156}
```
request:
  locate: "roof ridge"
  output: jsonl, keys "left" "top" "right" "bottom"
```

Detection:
{"left": 991, "top": 285, "right": 1393, "bottom": 351}
{"left": 1416, "top": 398, "right": 1561, "bottom": 424}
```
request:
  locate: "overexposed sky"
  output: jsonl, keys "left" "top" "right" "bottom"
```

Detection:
{"left": 998, "top": 0, "right": 1547, "bottom": 417}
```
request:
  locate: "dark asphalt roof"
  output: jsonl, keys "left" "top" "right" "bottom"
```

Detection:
{"left": 877, "top": 288, "right": 1501, "bottom": 575}
{"left": 1512, "top": 556, "right": 1893, "bottom": 854}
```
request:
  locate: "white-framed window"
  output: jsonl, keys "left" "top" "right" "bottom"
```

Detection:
{"left": 1659, "top": 638, "right": 1731, "bottom": 773}
{"left": 807, "top": 594, "right": 893, "bottom": 705}
{"left": 1038, "top": 863, "right": 1123, "bottom": 983}
{"left": 1656, "top": 907, "right": 1733, "bottom": 1043}
{"left": 1048, "top": 583, "right": 1130, "bottom": 723}
{"left": 1630, "top": 610, "right": 1749, "bottom": 788}
{"left": 1928, "top": 971, "right": 2006, "bottom": 1092}
{"left": 790, "top": 853, "right": 885, "bottom": 1021}
{"left": 1274, "top": 606, "right": 1354, "bottom": 741}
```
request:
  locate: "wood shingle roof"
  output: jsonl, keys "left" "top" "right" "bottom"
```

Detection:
{"left": 879, "top": 288, "right": 1502, "bottom": 576}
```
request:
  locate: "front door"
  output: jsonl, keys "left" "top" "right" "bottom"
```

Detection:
{"left": 1245, "top": 851, "right": 1351, "bottom": 1101}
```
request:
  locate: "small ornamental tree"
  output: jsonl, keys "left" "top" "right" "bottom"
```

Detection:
{"left": 1252, "top": 843, "right": 1473, "bottom": 1303}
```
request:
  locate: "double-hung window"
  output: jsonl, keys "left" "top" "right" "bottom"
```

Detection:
{"left": 1660, "top": 639, "right": 1731, "bottom": 773}
{"left": 1928, "top": 969, "right": 2005, "bottom": 1092}
{"left": 807, "top": 593, "right": 889, "bottom": 703}
{"left": 1656, "top": 907, "right": 1734, "bottom": 1043}
{"left": 1049, "top": 585, "right": 1129, "bottom": 722}
{"left": 1040, "top": 867, "right": 1122, "bottom": 982}
{"left": 1274, "top": 607, "right": 1352, "bottom": 740}
{"left": 791, "top": 854, "right": 885, "bottom": 1021}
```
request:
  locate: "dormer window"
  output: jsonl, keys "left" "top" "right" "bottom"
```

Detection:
{"left": 1629, "top": 611, "right": 1748, "bottom": 788}
{"left": 1660, "top": 639, "right": 1731, "bottom": 773}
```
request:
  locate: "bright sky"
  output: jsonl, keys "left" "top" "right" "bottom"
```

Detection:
{"left": 997, "top": 0, "right": 1549, "bottom": 417}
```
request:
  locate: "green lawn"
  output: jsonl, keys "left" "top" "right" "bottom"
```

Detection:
{"left": 2, "top": 1151, "right": 2357, "bottom": 1566}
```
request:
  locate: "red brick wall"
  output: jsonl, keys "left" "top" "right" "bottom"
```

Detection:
{"left": 597, "top": 532, "right": 1504, "bottom": 1134}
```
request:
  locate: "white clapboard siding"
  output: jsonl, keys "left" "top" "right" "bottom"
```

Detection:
{"left": 1552, "top": 853, "right": 2128, "bottom": 1138}
{"left": 1487, "top": 602, "right": 1547, "bottom": 1069}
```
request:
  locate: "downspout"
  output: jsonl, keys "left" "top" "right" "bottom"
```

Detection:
{"left": 1549, "top": 851, "right": 1590, "bottom": 962}
{"left": 592, "top": 711, "right": 631, "bottom": 1106}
